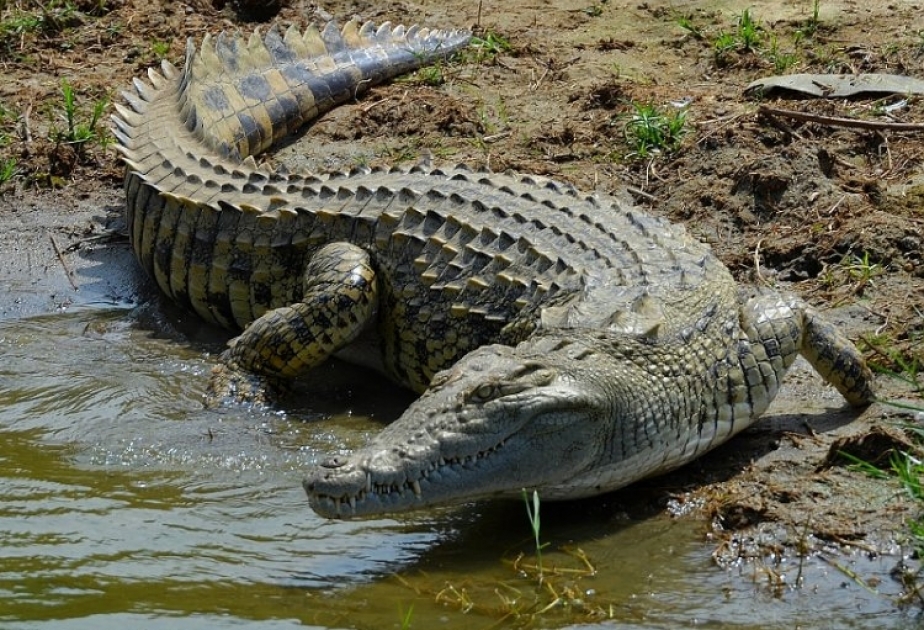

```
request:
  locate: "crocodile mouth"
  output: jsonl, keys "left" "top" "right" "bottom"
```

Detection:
{"left": 306, "top": 438, "right": 508, "bottom": 518}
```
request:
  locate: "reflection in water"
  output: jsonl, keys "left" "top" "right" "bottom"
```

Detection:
{"left": 0, "top": 308, "right": 911, "bottom": 629}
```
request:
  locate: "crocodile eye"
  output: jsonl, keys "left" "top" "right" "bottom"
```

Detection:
{"left": 469, "top": 383, "right": 497, "bottom": 403}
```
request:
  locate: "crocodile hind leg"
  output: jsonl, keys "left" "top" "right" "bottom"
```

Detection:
{"left": 207, "top": 242, "right": 379, "bottom": 406}
{"left": 739, "top": 291, "right": 875, "bottom": 412}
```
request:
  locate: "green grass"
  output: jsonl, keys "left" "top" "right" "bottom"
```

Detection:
{"left": 0, "top": 157, "right": 17, "bottom": 188}
{"left": 394, "top": 489, "right": 609, "bottom": 623}
{"left": 45, "top": 77, "right": 111, "bottom": 177}
{"left": 584, "top": 3, "right": 604, "bottom": 17}
{"left": 674, "top": 13, "right": 704, "bottom": 39}
{"left": 843, "top": 350, "right": 924, "bottom": 605}
{"left": 767, "top": 35, "right": 798, "bottom": 73}
{"left": 150, "top": 39, "right": 170, "bottom": 60}
{"left": 0, "top": 0, "right": 81, "bottom": 43}
{"left": 713, "top": 31, "right": 737, "bottom": 65}
{"left": 467, "top": 31, "right": 512, "bottom": 63}
{"left": 844, "top": 431, "right": 924, "bottom": 605}
{"left": 622, "top": 101, "right": 688, "bottom": 159}
{"left": 0, "top": 99, "right": 18, "bottom": 189}
{"left": 820, "top": 251, "right": 885, "bottom": 293}
{"left": 0, "top": 101, "right": 13, "bottom": 145}
{"left": 864, "top": 335, "right": 922, "bottom": 397}
{"left": 843, "top": 251, "right": 884, "bottom": 286}
{"left": 0, "top": 9, "right": 43, "bottom": 36}
{"left": 414, "top": 64, "right": 445, "bottom": 87}
{"left": 523, "top": 489, "right": 550, "bottom": 581}
{"left": 711, "top": 8, "right": 763, "bottom": 64}
{"left": 839, "top": 450, "right": 892, "bottom": 480}
{"left": 801, "top": 0, "right": 822, "bottom": 36}
{"left": 735, "top": 8, "right": 761, "bottom": 51}
{"left": 53, "top": 78, "right": 108, "bottom": 149}
{"left": 398, "top": 602, "right": 414, "bottom": 630}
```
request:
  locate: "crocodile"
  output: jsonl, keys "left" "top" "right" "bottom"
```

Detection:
{"left": 113, "top": 19, "right": 874, "bottom": 520}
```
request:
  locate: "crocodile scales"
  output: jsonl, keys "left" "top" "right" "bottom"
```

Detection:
{"left": 113, "top": 19, "right": 874, "bottom": 519}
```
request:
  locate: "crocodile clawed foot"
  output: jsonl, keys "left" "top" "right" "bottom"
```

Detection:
{"left": 205, "top": 360, "right": 286, "bottom": 408}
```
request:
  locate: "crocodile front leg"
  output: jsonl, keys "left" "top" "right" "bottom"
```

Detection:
{"left": 207, "top": 242, "right": 379, "bottom": 405}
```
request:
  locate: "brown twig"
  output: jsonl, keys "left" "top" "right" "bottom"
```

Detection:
{"left": 481, "top": 131, "right": 511, "bottom": 143}
{"left": 759, "top": 106, "right": 924, "bottom": 132}
{"left": 49, "top": 233, "right": 78, "bottom": 291}
{"left": 625, "top": 185, "right": 658, "bottom": 203}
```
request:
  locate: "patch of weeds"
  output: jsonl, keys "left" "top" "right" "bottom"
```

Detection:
{"left": 397, "top": 602, "right": 414, "bottom": 630}
{"left": 862, "top": 334, "right": 922, "bottom": 395}
{"left": 414, "top": 64, "right": 445, "bottom": 86}
{"left": 397, "top": 491, "right": 613, "bottom": 625}
{"left": 838, "top": 340, "right": 924, "bottom": 605}
{"left": 467, "top": 30, "right": 512, "bottom": 64}
{"left": 820, "top": 251, "right": 885, "bottom": 295}
{"left": 399, "top": 59, "right": 449, "bottom": 87}
{"left": 0, "top": 8, "right": 43, "bottom": 36}
{"left": 674, "top": 12, "right": 703, "bottom": 40}
{"left": 0, "top": 157, "right": 18, "bottom": 190}
{"left": 150, "top": 39, "right": 170, "bottom": 60}
{"left": 53, "top": 78, "right": 107, "bottom": 147}
{"left": 843, "top": 251, "right": 884, "bottom": 287}
{"left": 349, "top": 152, "right": 370, "bottom": 169}
{"left": 45, "top": 78, "right": 110, "bottom": 180}
{"left": 801, "top": 0, "right": 822, "bottom": 37}
{"left": 736, "top": 8, "right": 762, "bottom": 51}
{"left": 622, "top": 101, "right": 688, "bottom": 159}
{"left": 0, "top": 101, "right": 14, "bottom": 146}
{"left": 767, "top": 35, "right": 798, "bottom": 73}
{"left": 845, "top": 426, "right": 924, "bottom": 606}
{"left": 0, "top": 0, "right": 82, "bottom": 44}
{"left": 713, "top": 31, "right": 737, "bottom": 66}
{"left": 709, "top": 9, "right": 766, "bottom": 66}
{"left": 584, "top": 4, "right": 604, "bottom": 17}
{"left": 378, "top": 139, "right": 422, "bottom": 163}
{"left": 523, "top": 489, "right": 549, "bottom": 581}
{"left": 474, "top": 96, "right": 510, "bottom": 136}
{"left": 83, "top": 0, "right": 113, "bottom": 17}
{"left": 861, "top": 351, "right": 924, "bottom": 592}
{"left": 104, "top": 20, "right": 121, "bottom": 39}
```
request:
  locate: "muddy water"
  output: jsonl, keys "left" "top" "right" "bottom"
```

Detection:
{"left": 0, "top": 240, "right": 913, "bottom": 629}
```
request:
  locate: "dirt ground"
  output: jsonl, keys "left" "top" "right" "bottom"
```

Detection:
{"left": 1, "top": 0, "right": 923, "bottom": 585}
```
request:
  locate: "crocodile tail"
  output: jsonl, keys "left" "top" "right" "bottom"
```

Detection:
{"left": 111, "top": 20, "right": 469, "bottom": 169}
{"left": 174, "top": 20, "right": 471, "bottom": 160}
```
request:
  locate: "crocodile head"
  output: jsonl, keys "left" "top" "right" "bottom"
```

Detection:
{"left": 304, "top": 338, "right": 615, "bottom": 518}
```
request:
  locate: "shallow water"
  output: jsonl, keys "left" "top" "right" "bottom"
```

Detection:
{"left": 0, "top": 304, "right": 914, "bottom": 629}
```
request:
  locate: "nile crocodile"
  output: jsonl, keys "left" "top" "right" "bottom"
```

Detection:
{"left": 113, "top": 19, "right": 874, "bottom": 519}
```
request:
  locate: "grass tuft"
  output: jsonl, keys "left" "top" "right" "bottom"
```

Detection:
{"left": 52, "top": 78, "right": 109, "bottom": 151}
{"left": 622, "top": 101, "right": 688, "bottom": 158}
{"left": 523, "top": 488, "right": 549, "bottom": 581}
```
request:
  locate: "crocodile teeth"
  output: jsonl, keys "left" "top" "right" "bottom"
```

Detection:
{"left": 365, "top": 472, "right": 372, "bottom": 493}
{"left": 412, "top": 480, "right": 422, "bottom": 497}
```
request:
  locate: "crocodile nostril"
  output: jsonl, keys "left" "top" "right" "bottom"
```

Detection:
{"left": 320, "top": 456, "right": 348, "bottom": 469}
